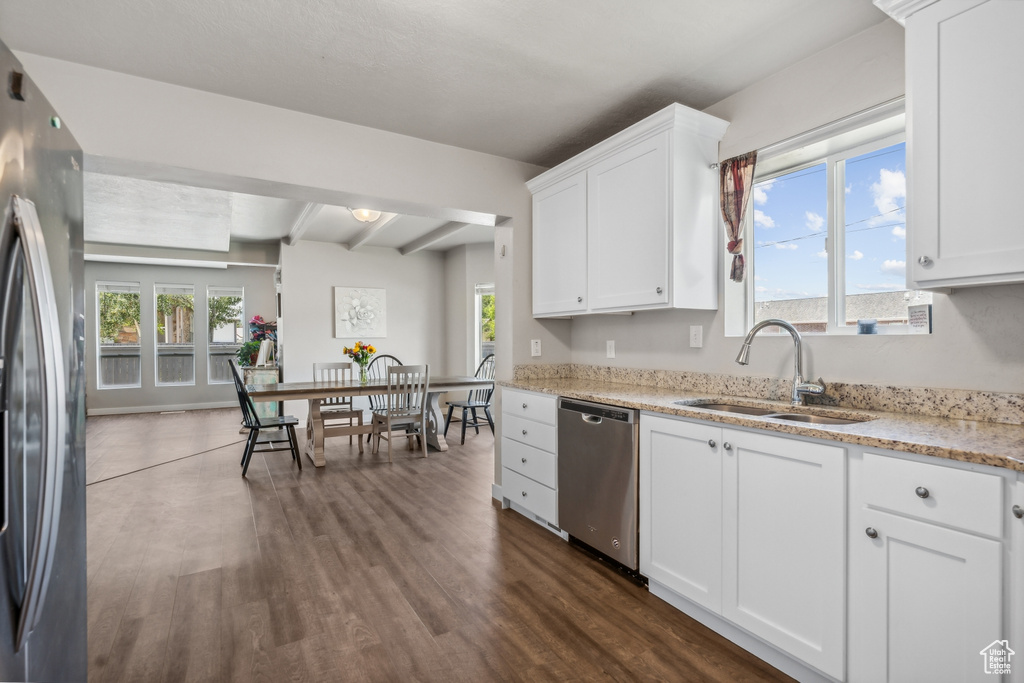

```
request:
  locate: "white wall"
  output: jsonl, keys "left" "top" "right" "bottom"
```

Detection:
{"left": 444, "top": 243, "right": 495, "bottom": 377}
{"left": 85, "top": 261, "right": 277, "bottom": 413}
{"left": 15, "top": 53, "right": 553, "bottom": 387}
{"left": 565, "top": 20, "right": 1024, "bottom": 394}
{"left": 278, "top": 241, "right": 447, "bottom": 420}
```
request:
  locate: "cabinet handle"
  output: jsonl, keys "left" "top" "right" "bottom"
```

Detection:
{"left": 707, "top": 439, "right": 716, "bottom": 449}
{"left": 577, "top": 296, "right": 583, "bottom": 303}
{"left": 522, "top": 429, "right": 527, "bottom": 436}
{"left": 521, "top": 491, "right": 528, "bottom": 498}
{"left": 918, "top": 255, "right": 932, "bottom": 266}
{"left": 915, "top": 486, "right": 929, "bottom": 499}
{"left": 723, "top": 442, "right": 732, "bottom": 451}
{"left": 521, "top": 457, "right": 527, "bottom": 464}
{"left": 865, "top": 527, "right": 878, "bottom": 539}
{"left": 1013, "top": 505, "right": 1023, "bottom": 519}
{"left": 522, "top": 403, "right": 527, "bottom": 409}
{"left": 656, "top": 287, "right": 663, "bottom": 295}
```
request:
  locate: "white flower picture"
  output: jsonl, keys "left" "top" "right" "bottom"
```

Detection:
{"left": 334, "top": 287, "right": 386, "bottom": 338}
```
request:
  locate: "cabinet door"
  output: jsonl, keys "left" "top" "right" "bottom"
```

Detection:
{"left": 639, "top": 416, "right": 722, "bottom": 613}
{"left": 908, "top": 0, "right": 1024, "bottom": 287}
{"left": 721, "top": 430, "right": 846, "bottom": 679}
{"left": 587, "top": 132, "right": 670, "bottom": 311}
{"left": 532, "top": 170, "right": 588, "bottom": 316}
{"left": 849, "top": 509, "right": 1003, "bottom": 683}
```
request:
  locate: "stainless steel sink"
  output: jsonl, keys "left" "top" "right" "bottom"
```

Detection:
{"left": 674, "top": 402, "right": 777, "bottom": 416}
{"left": 767, "top": 413, "right": 868, "bottom": 425}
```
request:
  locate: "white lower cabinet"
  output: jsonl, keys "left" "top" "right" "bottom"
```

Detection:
{"left": 848, "top": 452, "right": 1008, "bottom": 683}
{"left": 500, "top": 388, "right": 558, "bottom": 527}
{"left": 640, "top": 414, "right": 846, "bottom": 680}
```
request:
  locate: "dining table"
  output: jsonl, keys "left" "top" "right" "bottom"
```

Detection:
{"left": 245, "top": 375, "right": 495, "bottom": 467}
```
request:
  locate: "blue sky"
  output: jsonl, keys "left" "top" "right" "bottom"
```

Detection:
{"left": 752, "top": 142, "right": 907, "bottom": 301}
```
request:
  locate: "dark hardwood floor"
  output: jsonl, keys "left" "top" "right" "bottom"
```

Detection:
{"left": 86, "top": 409, "right": 793, "bottom": 682}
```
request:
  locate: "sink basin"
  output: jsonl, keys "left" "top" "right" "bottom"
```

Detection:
{"left": 768, "top": 413, "right": 868, "bottom": 425}
{"left": 675, "top": 402, "right": 777, "bottom": 416}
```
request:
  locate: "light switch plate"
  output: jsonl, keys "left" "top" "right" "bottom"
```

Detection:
{"left": 689, "top": 325, "right": 703, "bottom": 348}
{"left": 530, "top": 339, "right": 542, "bottom": 357}
{"left": 606, "top": 340, "right": 615, "bottom": 358}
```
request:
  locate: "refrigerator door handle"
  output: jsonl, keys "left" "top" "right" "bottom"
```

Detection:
{"left": 8, "top": 196, "right": 66, "bottom": 651}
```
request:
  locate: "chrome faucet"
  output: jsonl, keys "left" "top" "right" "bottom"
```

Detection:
{"left": 735, "top": 318, "right": 825, "bottom": 406}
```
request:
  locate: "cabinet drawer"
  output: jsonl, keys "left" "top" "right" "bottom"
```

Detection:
{"left": 502, "top": 437, "right": 557, "bottom": 488}
{"left": 502, "top": 414, "right": 556, "bottom": 453}
{"left": 502, "top": 388, "right": 557, "bottom": 425}
{"left": 502, "top": 467, "right": 557, "bottom": 524}
{"left": 863, "top": 452, "right": 1004, "bottom": 537}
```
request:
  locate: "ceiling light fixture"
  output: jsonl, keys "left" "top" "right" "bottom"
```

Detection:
{"left": 350, "top": 208, "right": 381, "bottom": 223}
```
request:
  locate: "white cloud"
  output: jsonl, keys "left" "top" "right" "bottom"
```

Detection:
{"left": 805, "top": 211, "right": 824, "bottom": 232}
{"left": 755, "top": 286, "right": 768, "bottom": 293}
{"left": 850, "top": 250, "right": 864, "bottom": 261}
{"left": 845, "top": 184, "right": 852, "bottom": 194}
{"left": 855, "top": 283, "right": 905, "bottom": 292}
{"left": 754, "top": 275, "right": 766, "bottom": 282}
{"left": 816, "top": 249, "right": 828, "bottom": 259}
{"left": 753, "top": 180, "right": 773, "bottom": 205}
{"left": 871, "top": 168, "right": 906, "bottom": 216}
{"left": 881, "top": 259, "right": 906, "bottom": 276}
{"left": 774, "top": 243, "right": 798, "bottom": 250}
{"left": 754, "top": 209, "right": 775, "bottom": 228}
{"left": 891, "top": 225, "right": 906, "bottom": 239}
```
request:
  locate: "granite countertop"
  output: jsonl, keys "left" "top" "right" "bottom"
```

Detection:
{"left": 501, "top": 377, "right": 1024, "bottom": 474}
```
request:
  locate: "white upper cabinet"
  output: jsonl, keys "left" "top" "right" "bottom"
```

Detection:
{"left": 877, "top": 0, "right": 1024, "bottom": 288}
{"left": 527, "top": 104, "right": 729, "bottom": 317}
{"left": 532, "top": 171, "right": 588, "bottom": 316}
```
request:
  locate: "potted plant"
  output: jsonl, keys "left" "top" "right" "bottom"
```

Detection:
{"left": 236, "top": 340, "right": 262, "bottom": 366}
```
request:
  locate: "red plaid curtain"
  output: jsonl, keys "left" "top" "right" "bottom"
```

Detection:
{"left": 720, "top": 151, "right": 757, "bottom": 283}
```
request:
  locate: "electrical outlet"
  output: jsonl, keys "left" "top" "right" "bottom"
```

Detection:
{"left": 689, "top": 325, "right": 703, "bottom": 348}
{"left": 606, "top": 340, "right": 615, "bottom": 358}
{"left": 530, "top": 339, "right": 542, "bottom": 357}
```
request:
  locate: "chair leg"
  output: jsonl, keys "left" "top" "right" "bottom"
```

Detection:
{"left": 287, "top": 424, "right": 301, "bottom": 470}
{"left": 241, "top": 430, "right": 258, "bottom": 476}
{"left": 444, "top": 404, "right": 455, "bottom": 437}
{"left": 470, "top": 408, "right": 481, "bottom": 435}
{"left": 461, "top": 406, "right": 469, "bottom": 445}
{"left": 385, "top": 414, "right": 393, "bottom": 463}
{"left": 420, "top": 419, "right": 428, "bottom": 459}
{"left": 356, "top": 414, "right": 364, "bottom": 454}
{"left": 484, "top": 407, "right": 495, "bottom": 434}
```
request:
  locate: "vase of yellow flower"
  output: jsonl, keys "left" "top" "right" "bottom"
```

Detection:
{"left": 343, "top": 341, "right": 376, "bottom": 384}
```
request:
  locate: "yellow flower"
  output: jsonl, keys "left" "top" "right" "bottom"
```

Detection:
{"left": 367, "top": 345, "right": 376, "bottom": 354}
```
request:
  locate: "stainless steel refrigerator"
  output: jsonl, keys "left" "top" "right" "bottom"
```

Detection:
{"left": 0, "top": 40, "right": 87, "bottom": 682}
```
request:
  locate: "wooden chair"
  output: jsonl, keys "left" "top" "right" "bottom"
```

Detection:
{"left": 371, "top": 364, "right": 429, "bottom": 462}
{"left": 365, "top": 354, "right": 403, "bottom": 442}
{"left": 313, "top": 361, "right": 363, "bottom": 453}
{"left": 444, "top": 354, "right": 495, "bottom": 445}
{"left": 229, "top": 360, "right": 301, "bottom": 476}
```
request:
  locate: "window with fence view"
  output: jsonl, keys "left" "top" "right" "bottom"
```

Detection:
{"left": 97, "top": 281, "right": 142, "bottom": 388}
{"left": 208, "top": 286, "right": 244, "bottom": 384}
{"left": 155, "top": 284, "right": 195, "bottom": 386}
{"left": 476, "top": 283, "right": 494, "bottom": 367}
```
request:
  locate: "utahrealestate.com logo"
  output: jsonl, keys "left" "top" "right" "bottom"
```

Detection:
{"left": 980, "top": 640, "right": 1014, "bottom": 675}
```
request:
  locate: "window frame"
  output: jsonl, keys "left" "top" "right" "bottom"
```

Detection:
{"left": 726, "top": 97, "right": 928, "bottom": 337}
{"left": 95, "top": 280, "right": 142, "bottom": 390}
{"left": 154, "top": 283, "right": 196, "bottom": 387}
{"left": 207, "top": 285, "right": 244, "bottom": 385}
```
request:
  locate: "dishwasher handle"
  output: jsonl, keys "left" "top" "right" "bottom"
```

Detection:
{"left": 558, "top": 398, "right": 636, "bottom": 424}
{"left": 581, "top": 414, "right": 603, "bottom": 425}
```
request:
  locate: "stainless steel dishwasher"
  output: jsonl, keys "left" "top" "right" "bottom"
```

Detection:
{"left": 557, "top": 398, "right": 639, "bottom": 570}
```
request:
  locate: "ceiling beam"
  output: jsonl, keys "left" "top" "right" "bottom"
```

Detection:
{"left": 399, "top": 222, "right": 470, "bottom": 255}
{"left": 346, "top": 212, "right": 398, "bottom": 250}
{"left": 283, "top": 202, "right": 323, "bottom": 245}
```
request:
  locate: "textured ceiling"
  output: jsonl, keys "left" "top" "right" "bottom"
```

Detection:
{"left": 0, "top": 0, "right": 889, "bottom": 167}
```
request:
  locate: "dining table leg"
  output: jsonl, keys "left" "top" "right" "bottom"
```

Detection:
{"left": 425, "top": 391, "right": 450, "bottom": 452}
{"left": 304, "top": 399, "right": 327, "bottom": 467}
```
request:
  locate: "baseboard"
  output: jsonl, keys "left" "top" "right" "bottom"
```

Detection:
{"left": 86, "top": 401, "right": 237, "bottom": 416}
{"left": 492, "top": 483, "right": 504, "bottom": 504}
{"left": 647, "top": 580, "right": 839, "bottom": 683}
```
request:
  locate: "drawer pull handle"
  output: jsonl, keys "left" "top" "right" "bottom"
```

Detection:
{"left": 656, "top": 287, "right": 663, "bottom": 295}
{"left": 522, "top": 403, "right": 528, "bottom": 409}
{"left": 723, "top": 442, "right": 732, "bottom": 451}
{"left": 865, "top": 527, "right": 878, "bottom": 539}
{"left": 577, "top": 296, "right": 583, "bottom": 303}
{"left": 1013, "top": 505, "right": 1024, "bottom": 519}
{"left": 521, "top": 457, "right": 527, "bottom": 464}
{"left": 707, "top": 439, "right": 716, "bottom": 449}
{"left": 918, "top": 255, "right": 932, "bottom": 266}
{"left": 521, "top": 491, "right": 528, "bottom": 497}
{"left": 915, "top": 486, "right": 929, "bottom": 499}
{"left": 522, "top": 429, "right": 528, "bottom": 436}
